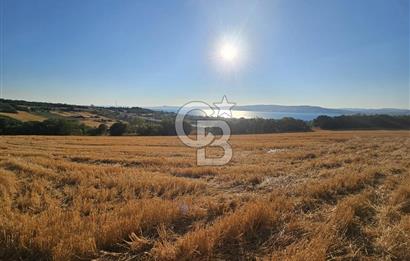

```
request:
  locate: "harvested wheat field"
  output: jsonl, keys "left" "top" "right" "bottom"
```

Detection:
{"left": 0, "top": 111, "right": 47, "bottom": 122}
{"left": 0, "top": 131, "right": 409, "bottom": 260}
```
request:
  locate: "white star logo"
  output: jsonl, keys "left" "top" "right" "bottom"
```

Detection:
{"left": 213, "top": 95, "right": 236, "bottom": 118}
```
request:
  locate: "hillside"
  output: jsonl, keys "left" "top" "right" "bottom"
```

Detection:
{"left": 0, "top": 111, "right": 47, "bottom": 122}
{"left": 0, "top": 98, "right": 172, "bottom": 128}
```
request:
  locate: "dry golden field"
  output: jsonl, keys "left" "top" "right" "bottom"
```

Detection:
{"left": 0, "top": 111, "right": 47, "bottom": 122}
{"left": 0, "top": 131, "right": 409, "bottom": 260}
{"left": 52, "top": 111, "right": 116, "bottom": 127}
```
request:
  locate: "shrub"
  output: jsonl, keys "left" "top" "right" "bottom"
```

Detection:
{"left": 97, "top": 124, "right": 108, "bottom": 135}
{"left": 88, "top": 124, "right": 108, "bottom": 136}
{"left": 109, "top": 122, "right": 128, "bottom": 136}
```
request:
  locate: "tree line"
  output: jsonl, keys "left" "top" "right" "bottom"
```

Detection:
{"left": 0, "top": 116, "right": 192, "bottom": 136}
{"left": 2, "top": 113, "right": 408, "bottom": 136}
{"left": 313, "top": 114, "right": 410, "bottom": 130}
{"left": 0, "top": 117, "right": 97, "bottom": 135}
{"left": 201, "top": 117, "right": 310, "bottom": 135}
{"left": 0, "top": 115, "right": 310, "bottom": 136}
{"left": 227, "top": 117, "right": 311, "bottom": 134}
{"left": 0, "top": 102, "right": 18, "bottom": 113}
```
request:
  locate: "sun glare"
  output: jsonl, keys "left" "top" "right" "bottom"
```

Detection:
{"left": 214, "top": 35, "right": 245, "bottom": 71}
{"left": 219, "top": 42, "right": 239, "bottom": 62}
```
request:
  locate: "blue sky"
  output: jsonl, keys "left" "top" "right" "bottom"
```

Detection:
{"left": 1, "top": 0, "right": 409, "bottom": 108}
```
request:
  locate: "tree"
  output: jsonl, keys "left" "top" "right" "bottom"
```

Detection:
{"left": 160, "top": 118, "right": 176, "bottom": 135}
{"left": 96, "top": 124, "right": 108, "bottom": 135}
{"left": 40, "top": 118, "right": 82, "bottom": 135}
{"left": 109, "top": 122, "right": 128, "bottom": 136}
{"left": 0, "top": 102, "right": 17, "bottom": 113}
{"left": 86, "top": 123, "right": 108, "bottom": 136}
{"left": 0, "top": 116, "right": 22, "bottom": 134}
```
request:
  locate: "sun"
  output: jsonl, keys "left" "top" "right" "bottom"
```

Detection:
{"left": 219, "top": 42, "right": 239, "bottom": 63}
{"left": 213, "top": 35, "right": 246, "bottom": 71}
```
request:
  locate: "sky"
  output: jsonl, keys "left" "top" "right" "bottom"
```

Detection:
{"left": 1, "top": 0, "right": 409, "bottom": 109}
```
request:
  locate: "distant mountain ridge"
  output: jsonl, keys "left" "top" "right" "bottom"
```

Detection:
{"left": 233, "top": 105, "right": 349, "bottom": 114}
{"left": 148, "top": 104, "right": 410, "bottom": 116}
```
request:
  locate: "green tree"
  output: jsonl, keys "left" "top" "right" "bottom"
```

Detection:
{"left": 109, "top": 122, "right": 128, "bottom": 136}
{"left": 0, "top": 102, "right": 17, "bottom": 113}
{"left": 97, "top": 124, "right": 108, "bottom": 135}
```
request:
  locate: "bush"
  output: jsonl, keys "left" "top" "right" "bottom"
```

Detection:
{"left": 40, "top": 119, "right": 85, "bottom": 135}
{"left": 97, "top": 124, "right": 108, "bottom": 135}
{"left": 0, "top": 116, "right": 22, "bottom": 134}
{"left": 109, "top": 122, "right": 128, "bottom": 136}
{"left": 87, "top": 124, "right": 108, "bottom": 136}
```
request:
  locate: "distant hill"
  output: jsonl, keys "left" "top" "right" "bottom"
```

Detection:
{"left": 233, "top": 105, "right": 350, "bottom": 114}
{"left": 342, "top": 108, "right": 410, "bottom": 116}
{"left": 149, "top": 104, "right": 410, "bottom": 117}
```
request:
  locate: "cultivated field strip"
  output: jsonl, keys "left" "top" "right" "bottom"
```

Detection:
{"left": 0, "top": 131, "right": 409, "bottom": 260}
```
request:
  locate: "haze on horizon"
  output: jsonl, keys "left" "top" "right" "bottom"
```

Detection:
{"left": 1, "top": 0, "right": 409, "bottom": 109}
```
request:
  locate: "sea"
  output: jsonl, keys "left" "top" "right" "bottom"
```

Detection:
{"left": 188, "top": 109, "right": 343, "bottom": 121}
